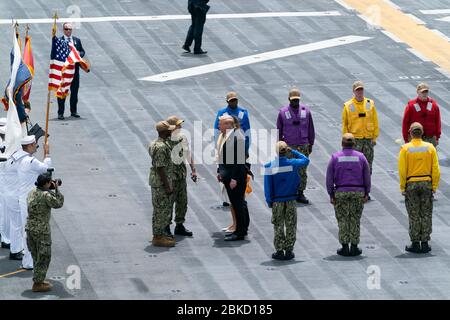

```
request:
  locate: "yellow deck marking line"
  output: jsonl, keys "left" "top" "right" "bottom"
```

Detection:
{"left": 0, "top": 269, "right": 27, "bottom": 279}
{"left": 342, "top": 0, "right": 450, "bottom": 73}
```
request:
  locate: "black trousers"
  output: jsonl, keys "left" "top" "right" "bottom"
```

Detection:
{"left": 57, "top": 68, "right": 80, "bottom": 115}
{"left": 225, "top": 176, "right": 249, "bottom": 236}
{"left": 184, "top": 7, "right": 206, "bottom": 52}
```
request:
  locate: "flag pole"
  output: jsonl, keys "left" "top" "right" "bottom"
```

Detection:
{"left": 44, "top": 12, "right": 58, "bottom": 154}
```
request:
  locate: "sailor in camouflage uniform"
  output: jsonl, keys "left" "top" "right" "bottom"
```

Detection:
{"left": 165, "top": 116, "right": 196, "bottom": 237}
{"left": 264, "top": 141, "right": 309, "bottom": 260}
{"left": 326, "top": 133, "right": 371, "bottom": 257}
{"left": 26, "top": 173, "right": 64, "bottom": 292}
{"left": 399, "top": 122, "right": 440, "bottom": 254}
{"left": 149, "top": 121, "right": 177, "bottom": 247}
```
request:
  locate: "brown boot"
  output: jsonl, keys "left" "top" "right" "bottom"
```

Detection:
{"left": 43, "top": 280, "right": 53, "bottom": 289}
{"left": 32, "top": 282, "right": 52, "bottom": 292}
{"left": 152, "top": 235, "right": 175, "bottom": 247}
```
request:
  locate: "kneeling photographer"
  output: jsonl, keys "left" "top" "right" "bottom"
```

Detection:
{"left": 25, "top": 172, "right": 64, "bottom": 292}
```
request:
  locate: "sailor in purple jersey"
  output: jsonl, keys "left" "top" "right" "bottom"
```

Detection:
{"left": 277, "top": 88, "right": 315, "bottom": 204}
{"left": 326, "top": 133, "right": 371, "bottom": 257}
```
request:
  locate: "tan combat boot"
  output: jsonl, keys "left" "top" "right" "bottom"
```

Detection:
{"left": 152, "top": 235, "right": 175, "bottom": 247}
{"left": 32, "top": 282, "right": 52, "bottom": 292}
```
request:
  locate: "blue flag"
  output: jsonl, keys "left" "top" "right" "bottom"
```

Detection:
{"left": 1, "top": 49, "right": 32, "bottom": 123}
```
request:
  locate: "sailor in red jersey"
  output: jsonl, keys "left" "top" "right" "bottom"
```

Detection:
{"left": 402, "top": 82, "right": 441, "bottom": 146}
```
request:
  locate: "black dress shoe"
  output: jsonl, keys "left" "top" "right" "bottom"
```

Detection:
{"left": 182, "top": 44, "right": 191, "bottom": 53}
{"left": 58, "top": 114, "right": 65, "bottom": 120}
{"left": 9, "top": 252, "right": 23, "bottom": 260}
{"left": 71, "top": 113, "right": 80, "bottom": 118}
{"left": 405, "top": 241, "right": 421, "bottom": 253}
{"left": 284, "top": 250, "right": 295, "bottom": 260}
{"left": 272, "top": 251, "right": 285, "bottom": 260}
{"left": 174, "top": 224, "right": 193, "bottom": 237}
{"left": 350, "top": 244, "right": 362, "bottom": 256}
{"left": 421, "top": 241, "right": 431, "bottom": 253}
{"left": 224, "top": 234, "right": 244, "bottom": 241}
{"left": 1, "top": 242, "right": 10, "bottom": 249}
{"left": 337, "top": 243, "right": 350, "bottom": 256}
{"left": 222, "top": 202, "right": 230, "bottom": 207}
{"left": 193, "top": 50, "right": 208, "bottom": 55}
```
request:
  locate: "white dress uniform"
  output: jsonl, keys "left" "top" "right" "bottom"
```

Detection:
{"left": 4, "top": 149, "right": 28, "bottom": 255}
{"left": 18, "top": 145, "right": 51, "bottom": 269}
{"left": 0, "top": 121, "right": 9, "bottom": 245}
{"left": 0, "top": 154, "right": 9, "bottom": 245}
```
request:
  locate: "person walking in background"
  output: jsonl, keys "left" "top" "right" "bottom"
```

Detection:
{"left": 183, "top": 0, "right": 210, "bottom": 54}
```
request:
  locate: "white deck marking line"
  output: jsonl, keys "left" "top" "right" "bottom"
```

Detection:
{"left": 407, "top": 48, "right": 431, "bottom": 62}
{"left": 383, "top": 0, "right": 402, "bottom": 11}
{"left": 0, "top": 11, "right": 342, "bottom": 24}
{"left": 333, "top": 0, "right": 355, "bottom": 11}
{"left": 405, "top": 13, "right": 426, "bottom": 25}
{"left": 431, "top": 29, "right": 450, "bottom": 42}
{"left": 436, "top": 16, "right": 450, "bottom": 22}
{"left": 420, "top": 9, "right": 450, "bottom": 15}
{"left": 381, "top": 30, "right": 404, "bottom": 43}
{"left": 139, "top": 35, "right": 372, "bottom": 82}
{"left": 435, "top": 67, "right": 450, "bottom": 78}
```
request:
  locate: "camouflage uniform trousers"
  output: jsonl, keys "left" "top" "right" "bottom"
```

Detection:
{"left": 272, "top": 200, "right": 297, "bottom": 252}
{"left": 151, "top": 187, "right": 174, "bottom": 236}
{"left": 27, "top": 232, "right": 51, "bottom": 283}
{"left": 171, "top": 178, "right": 188, "bottom": 225}
{"left": 334, "top": 191, "right": 364, "bottom": 245}
{"left": 423, "top": 136, "right": 437, "bottom": 147}
{"left": 288, "top": 145, "right": 310, "bottom": 194}
{"left": 405, "top": 181, "right": 433, "bottom": 242}
{"left": 354, "top": 138, "right": 374, "bottom": 174}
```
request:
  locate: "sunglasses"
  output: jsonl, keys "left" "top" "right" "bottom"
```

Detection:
{"left": 64, "top": 28, "right": 72, "bottom": 31}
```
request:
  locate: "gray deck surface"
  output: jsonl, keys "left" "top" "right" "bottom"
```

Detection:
{"left": 0, "top": 0, "right": 450, "bottom": 299}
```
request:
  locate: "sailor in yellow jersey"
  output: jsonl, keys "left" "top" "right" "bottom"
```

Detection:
{"left": 342, "top": 81, "right": 379, "bottom": 179}
{"left": 398, "top": 122, "right": 440, "bottom": 254}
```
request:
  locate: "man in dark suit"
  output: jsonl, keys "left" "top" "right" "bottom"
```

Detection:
{"left": 57, "top": 22, "right": 86, "bottom": 120}
{"left": 217, "top": 115, "right": 250, "bottom": 241}
{"left": 182, "top": 0, "right": 209, "bottom": 54}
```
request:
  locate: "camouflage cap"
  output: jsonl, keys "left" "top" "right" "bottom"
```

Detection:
{"left": 276, "top": 141, "right": 289, "bottom": 154}
{"left": 416, "top": 82, "right": 429, "bottom": 93}
{"left": 166, "top": 115, "right": 184, "bottom": 126}
{"left": 410, "top": 122, "right": 424, "bottom": 132}
{"left": 352, "top": 80, "right": 364, "bottom": 91}
{"left": 288, "top": 88, "right": 301, "bottom": 101}
{"left": 155, "top": 120, "right": 176, "bottom": 133}
{"left": 226, "top": 91, "right": 238, "bottom": 102}
{"left": 342, "top": 133, "right": 355, "bottom": 143}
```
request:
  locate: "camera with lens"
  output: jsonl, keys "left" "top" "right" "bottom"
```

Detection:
{"left": 47, "top": 168, "right": 62, "bottom": 189}
{"left": 293, "top": 120, "right": 300, "bottom": 126}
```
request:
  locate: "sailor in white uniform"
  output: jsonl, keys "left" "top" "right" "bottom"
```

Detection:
{"left": 4, "top": 137, "right": 29, "bottom": 260}
{"left": 0, "top": 118, "right": 10, "bottom": 249}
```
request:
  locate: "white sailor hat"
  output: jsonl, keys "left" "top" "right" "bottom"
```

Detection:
{"left": 0, "top": 127, "right": 5, "bottom": 135}
{"left": 0, "top": 118, "right": 6, "bottom": 127}
{"left": 21, "top": 135, "right": 36, "bottom": 145}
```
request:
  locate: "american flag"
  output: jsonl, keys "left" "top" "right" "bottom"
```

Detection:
{"left": 48, "top": 36, "right": 85, "bottom": 99}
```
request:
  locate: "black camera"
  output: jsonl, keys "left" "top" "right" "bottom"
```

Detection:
{"left": 47, "top": 168, "right": 62, "bottom": 189}
{"left": 293, "top": 120, "right": 300, "bottom": 125}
